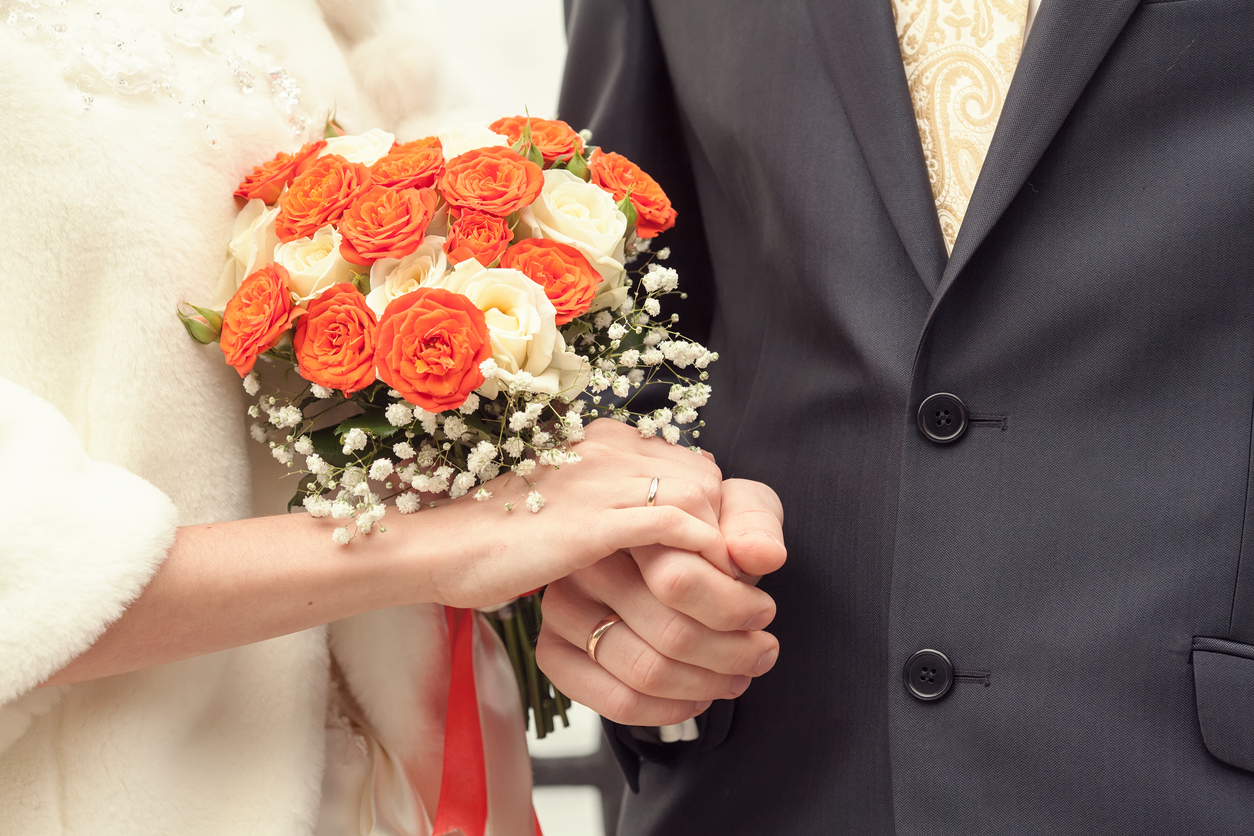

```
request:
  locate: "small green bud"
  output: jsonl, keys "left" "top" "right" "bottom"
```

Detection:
{"left": 178, "top": 308, "right": 220, "bottom": 344}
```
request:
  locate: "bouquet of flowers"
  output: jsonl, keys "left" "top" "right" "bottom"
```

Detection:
{"left": 179, "top": 115, "right": 714, "bottom": 737}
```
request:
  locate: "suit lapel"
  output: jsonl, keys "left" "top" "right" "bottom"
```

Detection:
{"left": 936, "top": 0, "right": 1144, "bottom": 300}
{"left": 805, "top": 0, "right": 948, "bottom": 295}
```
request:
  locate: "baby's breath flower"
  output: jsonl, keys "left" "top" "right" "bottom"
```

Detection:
{"left": 369, "top": 459, "right": 394, "bottom": 481}
{"left": 331, "top": 500, "right": 355, "bottom": 519}
{"left": 479, "top": 358, "right": 500, "bottom": 379}
{"left": 503, "top": 436, "right": 526, "bottom": 457}
{"left": 393, "top": 441, "right": 415, "bottom": 460}
{"left": 620, "top": 349, "right": 640, "bottom": 368}
{"left": 467, "top": 441, "right": 498, "bottom": 474}
{"left": 612, "top": 376, "right": 630, "bottom": 398}
{"left": 607, "top": 323, "right": 627, "bottom": 341}
{"left": 414, "top": 407, "right": 439, "bottom": 435}
{"left": 397, "top": 492, "right": 422, "bottom": 514}
{"left": 642, "top": 264, "right": 679, "bottom": 293}
{"left": 509, "top": 371, "right": 535, "bottom": 394}
{"left": 294, "top": 435, "right": 313, "bottom": 456}
{"left": 342, "top": 427, "right": 368, "bottom": 454}
{"left": 416, "top": 444, "right": 437, "bottom": 467}
{"left": 475, "top": 488, "right": 492, "bottom": 502}
{"left": 588, "top": 370, "right": 610, "bottom": 394}
{"left": 643, "top": 329, "right": 665, "bottom": 347}
{"left": 311, "top": 384, "right": 335, "bottom": 399}
{"left": 637, "top": 416, "right": 659, "bottom": 438}
{"left": 593, "top": 311, "right": 613, "bottom": 330}
{"left": 270, "top": 405, "right": 303, "bottom": 429}
{"left": 663, "top": 424, "right": 682, "bottom": 444}
{"left": 248, "top": 405, "right": 261, "bottom": 418}
{"left": 386, "top": 402, "right": 414, "bottom": 427}
{"left": 443, "top": 415, "right": 467, "bottom": 440}
{"left": 271, "top": 445, "right": 293, "bottom": 465}
{"left": 459, "top": 393, "right": 481, "bottom": 414}
{"left": 525, "top": 491, "right": 545, "bottom": 513}
{"left": 450, "top": 471, "right": 477, "bottom": 499}
{"left": 569, "top": 400, "right": 587, "bottom": 415}
{"left": 357, "top": 504, "right": 385, "bottom": 534}
{"left": 243, "top": 372, "right": 260, "bottom": 396}
{"left": 480, "top": 464, "right": 501, "bottom": 481}
{"left": 627, "top": 369, "right": 645, "bottom": 386}
{"left": 331, "top": 526, "right": 352, "bottom": 545}
{"left": 340, "top": 467, "right": 365, "bottom": 488}
{"left": 674, "top": 406, "right": 698, "bottom": 425}
{"left": 306, "top": 454, "right": 328, "bottom": 476}
{"left": 643, "top": 298, "right": 661, "bottom": 317}
{"left": 640, "top": 348, "right": 665, "bottom": 366}
{"left": 249, "top": 423, "right": 268, "bottom": 442}
{"left": 303, "top": 494, "right": 332, "bottom": 518}
{"left": 513, "top": 459, "right": 537, "bottom": 477}
{"left": 656, "top": 247, "right": 671, "bottom": 260}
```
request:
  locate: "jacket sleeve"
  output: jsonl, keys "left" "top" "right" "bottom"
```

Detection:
{"left": 560, "top": 0, "right": 731, "bottom": 790}
{"left": 0, "top": 378, "right": 177, "bottom": 709}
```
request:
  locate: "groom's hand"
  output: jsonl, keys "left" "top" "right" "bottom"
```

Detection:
{"left": 536, "top": 477, "right": 786, "bottom": 726}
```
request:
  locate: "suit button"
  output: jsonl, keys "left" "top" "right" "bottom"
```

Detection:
{"left": 917, "top": 393, "right": 967, "bottom": 443}
{"left": 904, "top": 649, "right": 954, "bottom": 702}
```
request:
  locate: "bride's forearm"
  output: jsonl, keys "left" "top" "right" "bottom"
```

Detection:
{"left": 41, "top": 508, "right": 469, "bottom": 688}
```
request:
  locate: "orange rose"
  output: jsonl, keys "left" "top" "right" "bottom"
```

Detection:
{"left": 489, "top": 116, "right": 584, "bottom": 165}
{"left": 376, "top": 288, "right": 492, "bottom": 413}
{"left": 220, "top": 264, "right": 302, "bottom": 377}
{"left": 499, "top": 238, "right": 599, "bottom": 325}
{"left": 276, "top": 154, "right": 370, "bottom": 242}
{"left": 589, "top": 150, "right": 677, "bottom": 239}
{"left": 339, "top": 186, "right": 439, "bottom": 265}
{"left": 440, "top": 146, "right": 543, "bottom": 218}
{"left": 234, "top": 140, "right": 327, "bottom": 205}
{"left": 444, "top": 210, "right": 511, "bottom": 266}
{"left": 370, "top": 136, "right": 445, "bottom": 190}
{"left": 292, "top": 283, "right": 378, "bottom": 396}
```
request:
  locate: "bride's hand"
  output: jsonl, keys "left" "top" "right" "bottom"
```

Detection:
{"left": 415, "top": 418, "right": 727, "bottom": 610}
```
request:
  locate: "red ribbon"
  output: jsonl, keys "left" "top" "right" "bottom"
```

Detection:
{"left": 431, "top": 606, "right": 545, "bottom": 836}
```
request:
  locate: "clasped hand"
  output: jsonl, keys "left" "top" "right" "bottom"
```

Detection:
{"left": 529, "top": 420, "right": 786, "bottom": 727}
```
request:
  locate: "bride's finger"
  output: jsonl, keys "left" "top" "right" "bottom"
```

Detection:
{"left": 596, "top": 506, "right": 729, "bottom": 571}
{"left": 535, "top": 630, "right": 713, "bottom": 727}
{"left": 632, "top": 543, "right": 776, "bottom": 633}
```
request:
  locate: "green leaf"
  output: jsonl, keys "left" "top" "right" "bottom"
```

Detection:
{"left": 336, "top": 410, "right": 400, "bottom": 441}
{"left": 177, "top": 309, "right": 220, "bottom": 344}
{"left": 525, "top": 141, "right": 544, "bottom": 169}
{"left": 616, "top": 187, "right": 638, "bottom": 234}
{"left": 564, "top": 150, "right": 590, "bottom": 182}
{"left": 349, "top": 269, "right": 371, "bottom": 295}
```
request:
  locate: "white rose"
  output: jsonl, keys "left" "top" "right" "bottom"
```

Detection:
{"left": 437, "top": 259, "right": 591, "bottom": 399}
{"left": 437, "top": 123, "right": 511, "bottom": 161}
{"left": 366, "top": 235, "right": 449, "bottom": 318}
{"left": 274, "top": 225, "right": 354, "bottom": 301}
{"left": 524, "top": 169, "right": 629, "bottom": 312}
{"left": 320, "top": 128, "right": 396, "bottom": 166}
{"left": 210, "top": 198, "right": 280, "bottom": 309}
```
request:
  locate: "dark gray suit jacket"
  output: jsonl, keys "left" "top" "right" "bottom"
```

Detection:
{"left": 559, "top": 0, "right": 1254, "bottom": 833}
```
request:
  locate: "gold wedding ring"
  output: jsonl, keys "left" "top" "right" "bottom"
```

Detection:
{"left": 646, "top": 476, "right": 660, "bottom": 507}
{"left": 586, "top": 613, "right": 624, "bottom": 665}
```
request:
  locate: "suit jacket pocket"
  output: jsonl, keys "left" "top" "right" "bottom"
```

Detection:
{"left": 1193, "top": 637, "right": 1254, "bottom": 772}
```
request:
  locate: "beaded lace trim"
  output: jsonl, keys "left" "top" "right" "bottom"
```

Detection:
{"left": 1, "top": 0, "right": 313, "bottom": 147}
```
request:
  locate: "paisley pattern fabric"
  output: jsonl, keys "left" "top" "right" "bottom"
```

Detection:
{"left": 894, "top": 0, "right": 1029, "bottom": 251}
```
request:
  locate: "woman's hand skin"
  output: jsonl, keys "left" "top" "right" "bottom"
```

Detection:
{"left": 42, "top": 419, "right": 727, "bottom": 687}
{"left": 537, "top": 478, "right": 786, "bottom": 726}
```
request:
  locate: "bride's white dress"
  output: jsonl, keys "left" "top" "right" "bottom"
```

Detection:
{"left": 0, "top": 2, "right": 532, "bottom": 833}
